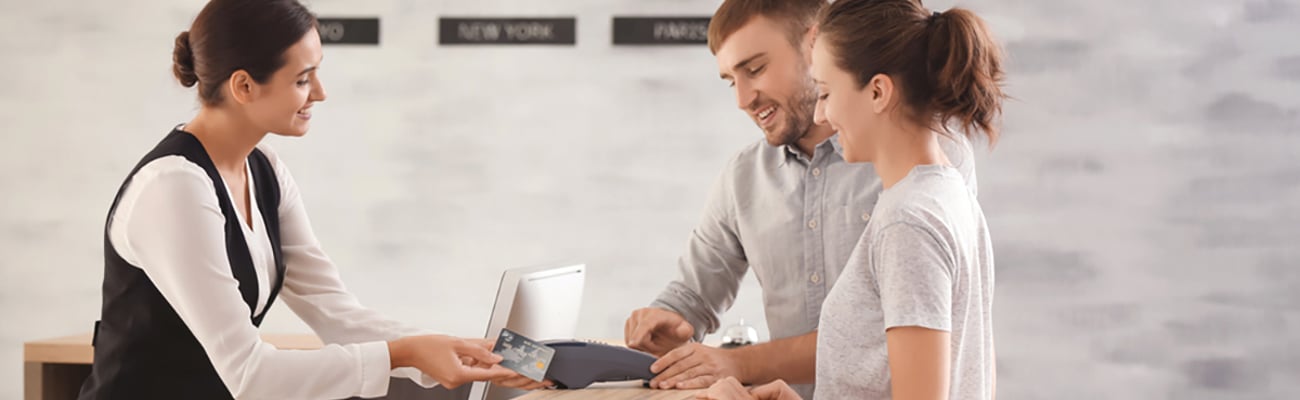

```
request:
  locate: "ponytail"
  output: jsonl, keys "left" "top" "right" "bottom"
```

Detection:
{"left": 927, "top": 8, "right": 1006, "bottom": 144}
{"left": 818, "top": 1, "right": 1007, "bottom": 145}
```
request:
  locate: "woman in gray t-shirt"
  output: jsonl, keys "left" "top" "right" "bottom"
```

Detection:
{"left": 699, "top": 1, "right": 1006, "bottom": 399}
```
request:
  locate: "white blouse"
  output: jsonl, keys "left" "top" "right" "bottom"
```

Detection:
{"left": 108, "top": 144, "right": 435, "bottom": 399}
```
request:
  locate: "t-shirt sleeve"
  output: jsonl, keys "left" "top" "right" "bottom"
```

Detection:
{"left": 872, "top": 222, "right": 955, "bottom": 332}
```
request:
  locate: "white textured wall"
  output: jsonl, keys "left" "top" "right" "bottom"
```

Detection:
{"left": 1, "top": 0, "right": 1297, "bottom": 399}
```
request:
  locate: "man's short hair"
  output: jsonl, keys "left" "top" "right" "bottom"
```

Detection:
{"left": 707, "top": 0, "right": 828, "bottom": 54}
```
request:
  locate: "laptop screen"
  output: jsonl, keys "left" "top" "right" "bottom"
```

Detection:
{"left": 469, "top": 263, "right": 585, "bottom": 400}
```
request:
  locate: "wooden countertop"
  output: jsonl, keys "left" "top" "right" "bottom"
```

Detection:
{"left": 25, "top": 334, "right": 689, "bottom": 399}
{"left": 517, "top": 382, "right": 702, "bottom": 399}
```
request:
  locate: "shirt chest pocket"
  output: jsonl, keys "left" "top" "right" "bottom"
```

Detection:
{"left": 824, "top": 204, "right": 872, "bottom": 273}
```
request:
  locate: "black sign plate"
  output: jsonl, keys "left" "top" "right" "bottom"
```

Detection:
{"left": 439, "top": 18, "right": 577, "bottom": 45}
{"left": 316, "top": 18, "right": 380, "bottom": 45}
{"left": 613, "top": 17, "right": 711, "bottom": 45}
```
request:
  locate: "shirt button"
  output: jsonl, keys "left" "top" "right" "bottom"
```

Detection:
{"left": 811, "top": 273, "right": 821, "bottom": 284}
{"left": 812, "top": 168, "right": 821, "bottom": 177}
{"left": 861, "top": 212, "right": 871, "bottom": 222}
{"left": 808, "top": 219, "right": 818, "bottom": 229}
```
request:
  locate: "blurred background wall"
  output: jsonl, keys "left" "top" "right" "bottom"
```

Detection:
{"left": 1, "top": 0, "right": 1297, "bottom": 398}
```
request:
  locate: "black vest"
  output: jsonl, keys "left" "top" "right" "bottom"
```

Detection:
{"left": 79, "top": 129, "right": 287, "bottom": 400}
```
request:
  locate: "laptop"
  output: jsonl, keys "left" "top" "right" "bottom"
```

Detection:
{"left": 466, "top": 263, "right": 586, "bottom": 400}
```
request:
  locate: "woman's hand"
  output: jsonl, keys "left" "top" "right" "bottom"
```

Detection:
{"left": 749, "top": 380, "right": 802, "bottom": 400}
{"left": 695, "top": 377, "right": 802, "bottom": 400}
{"left": 388, "top": 335, "right": 516, "bottom": 389}
{"left": 489, "top": 372, "right": 554, "bottom": 391}
{"left": 459, "top": 338, "right": 555, "bottom": 390}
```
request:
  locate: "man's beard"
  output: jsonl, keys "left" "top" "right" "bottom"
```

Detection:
{"left": 770, "top": 81, "right": 819, "bottom": 148}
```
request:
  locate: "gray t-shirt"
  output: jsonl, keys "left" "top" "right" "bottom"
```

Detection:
{"left": 815, "top": 165, "right": 994, "bottom": 400}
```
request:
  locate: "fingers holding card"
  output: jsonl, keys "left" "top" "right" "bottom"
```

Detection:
{"left": 493, "top": 328, "right": 556, "bottom": 383}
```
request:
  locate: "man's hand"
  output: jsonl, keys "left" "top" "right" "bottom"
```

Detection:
{"left": 625, "top": 307, "right": 695, "bottom": 356}
{"left": 649, "top": 343, "right": 743, "bottom": 390}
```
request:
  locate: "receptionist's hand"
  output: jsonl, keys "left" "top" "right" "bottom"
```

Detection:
{"left": 460, "top": 338, "right": 555, "bottom": 390}
{"left": 626, "top": 307, "right": 695, "bottom": 356}
{"left": 489, "top": 373, "right": 554, "bottom": 391}
{"left": 388, "top": 335, "right": 515, "bottom": 389}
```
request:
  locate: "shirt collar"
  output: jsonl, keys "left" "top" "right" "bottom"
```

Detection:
{"left": 778, "top": 133, "right": 845, "bottom": 167}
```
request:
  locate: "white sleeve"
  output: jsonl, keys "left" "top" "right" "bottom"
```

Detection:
{"left": 264, "top": 149, "right": 440, "bottom": 387}
{"left": 112, "top": 156, "right": 392, "bottom": 399}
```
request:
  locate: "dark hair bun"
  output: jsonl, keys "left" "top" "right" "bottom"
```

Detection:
{"left": 172, "top": 31, "right": 198, "bottom": 88}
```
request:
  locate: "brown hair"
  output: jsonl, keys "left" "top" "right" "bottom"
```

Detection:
{"left": 173, "top": 0, "right": 318, "bottom": 106}
{"left": 817, "top": 0, "right": 1006, "bottom": 144}
{"left": 707, "top": 0, "right": 828, "bottom": 54}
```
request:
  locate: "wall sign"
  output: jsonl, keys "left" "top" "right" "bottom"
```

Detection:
{"left": 316, "top": 18, "right": 381, "bottom": 45}
{"left": 439, "top": 18, "right": 577, "bottom": 45}
{"left": 612, "top": 17, "right": 710, "bottom": 45}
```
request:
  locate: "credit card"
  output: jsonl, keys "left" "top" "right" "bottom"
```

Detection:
{"left": 492, "top": 328, "right": 555, "bottom": 382}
